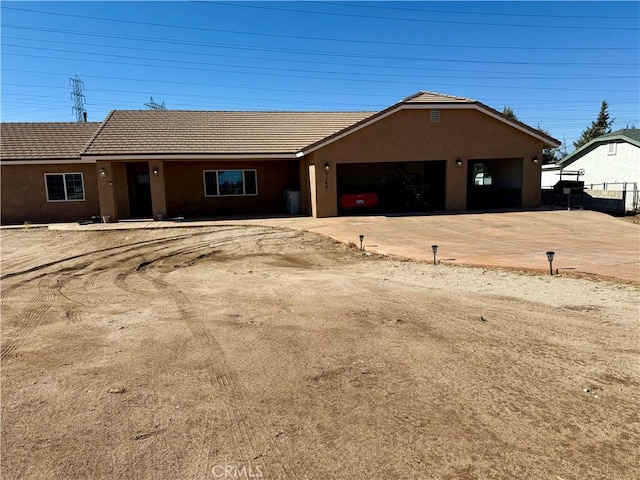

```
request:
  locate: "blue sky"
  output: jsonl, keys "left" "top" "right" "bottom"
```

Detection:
{"left": 1, "top": 1, "right": 638, "bottom": 151}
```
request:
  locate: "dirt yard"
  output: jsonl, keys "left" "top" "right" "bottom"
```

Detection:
{"left": 1, "top": 226, "right": 638, "bottom": 479}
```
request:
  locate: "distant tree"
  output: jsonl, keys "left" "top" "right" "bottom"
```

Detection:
{"left": 502, "top": 106, "right": 519, "bottom": 122}
{"left": 537, "top": 125, "right": 561, "bottom": 164}
{"left": 573, "top": 100, "right": 614, "bottom": 150}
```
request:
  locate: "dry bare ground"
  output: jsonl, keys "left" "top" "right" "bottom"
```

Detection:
{"left": 1, "top": 226, "right": 638, "bottom": 480}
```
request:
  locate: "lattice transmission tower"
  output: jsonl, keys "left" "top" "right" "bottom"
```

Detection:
{"left": 69, "top": 75, "right": 87, "bottom": 122}
{"left": 144, "top": 97, "right": 166, "bottom": 110}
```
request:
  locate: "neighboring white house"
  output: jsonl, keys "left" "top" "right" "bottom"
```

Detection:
{"left": 542, "top": 128, "right": 640, "bottom": 212}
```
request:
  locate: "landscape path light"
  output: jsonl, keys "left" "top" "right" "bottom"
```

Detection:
{"left": 431, "top": 245, "right": 438, "bottom": 265}
{"left": 546, "top": 251, "right": 555, "bottom": 276}
{"left": 359, "top": 234, "right": 364, "bottom": 251}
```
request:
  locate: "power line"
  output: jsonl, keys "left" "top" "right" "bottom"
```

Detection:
{"left": 5, "top": 23, "right": 637, "bottom": 52}
{"left": 209, "top": 1, "right": 639, "bottom": 30}
{"left": 3, "top": 5, "right": 637, "bottom": 60}
{"left": 4, "top": 43, "right": 636, "bottom": 74}
{"left": 313, "top": 1, "right": 637, "bottom": 20}
{"left": 4, "top": 35, "right": 638, "bottom": 81}
{"left": 6, "top": 51, "right": 637, "bottom": 94}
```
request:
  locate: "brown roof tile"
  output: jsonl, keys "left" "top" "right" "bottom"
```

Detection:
{"left": 1, "top": 122, "right": 101, "bottom": 161}
{"left": 83, "top": 110, "right": 375, "bottom": 156}
{"left": 403, "top": 91, "right": 475, "bottom": 104}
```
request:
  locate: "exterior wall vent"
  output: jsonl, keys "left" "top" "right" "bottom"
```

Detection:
{"left": 431, "top": 110, "right": 440, "bottom": 123}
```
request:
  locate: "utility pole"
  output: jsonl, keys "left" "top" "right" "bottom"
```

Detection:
{"left": 144, "top": 96, "right": 166, "bottom": 110}
{"left": 69, "top": 75, "right": 87, "bottom": 122}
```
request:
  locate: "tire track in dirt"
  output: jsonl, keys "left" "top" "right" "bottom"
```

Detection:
{"left": 133, "top": 237, "right": 304, "bottom": 479}
{"left": 1, "top": 277, "right": 58, "bottom": 361}
{"left": 0, "top": 231, "right": 203, "bottom": 281}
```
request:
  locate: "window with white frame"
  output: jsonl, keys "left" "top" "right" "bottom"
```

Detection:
{"left": 473, "top": 163, "right": 493, "bottom": 186}
{"left": 45, "top": 173, "right": 85, "bottom": 201}
{"left": 607, "top": 142, "right": 617, "bottom": 155}
{"left": 203, "top": 170, "right": 258, "bottom": 197}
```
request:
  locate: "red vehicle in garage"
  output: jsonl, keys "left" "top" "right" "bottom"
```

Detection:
{"left": 339, "top": 192, "right": 379, "bottom": 210}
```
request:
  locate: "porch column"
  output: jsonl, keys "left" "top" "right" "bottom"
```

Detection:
{"left": 445, "top": 157, "right": 467, "bottom": 211}
{"left": 148, "top": 160, "right": 167, "bottom": 220}
{"left": 522, "top": 153, "right": 542, "bottom": 207}
{"left": 314, "top": 161, "right": 338, "bottom": 217}
{"left": 96, "top": 160, "right": 118, "bottom": 222}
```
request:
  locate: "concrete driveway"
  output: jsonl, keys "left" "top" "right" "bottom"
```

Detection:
{"left": 45, "top": 209, "right": 639, "bottom": 282}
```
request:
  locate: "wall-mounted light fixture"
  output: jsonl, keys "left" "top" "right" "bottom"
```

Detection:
{"left": 99, "top": 168, "right": 107, "bottom": 178}
{"left": 455, "top": 158, "right": 463, "bottom": 168}
{"left": 532, "top": 155, "right": 539, "bottom": 165}
{"left": 152, "top": 166, "right": 159, "bottom": 176}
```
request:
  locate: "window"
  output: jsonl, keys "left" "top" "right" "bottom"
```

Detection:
{"left": 45, "top": 173, "right": 85, "bottom": 201}
{"left": 203, "top": 170, "right": 258, "bottom": 197}
{"left": 607, "top": 142, "right": 617, "bottom": 156}
{"left": 473, "top": 163, "right": 493, "bottom": 186}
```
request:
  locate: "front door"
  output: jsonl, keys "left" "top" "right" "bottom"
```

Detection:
{"left": 126, "top": 162, "right": 152, "bottom": 218}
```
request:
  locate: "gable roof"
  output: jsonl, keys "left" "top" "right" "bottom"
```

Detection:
{"left": 1, "top": 122, "right": 101, "bottom": 162}
{"left": 82, "top": 110, "right": 375, "bottom": 158}
{"left": 556, "top": 128, "right": 640, "bottom": 168}
{"left": 300, "top": 91, "right": 560, "bottom": 154}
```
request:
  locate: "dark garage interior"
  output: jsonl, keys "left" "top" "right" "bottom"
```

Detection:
{"left": 467, "top": 158, "right": 522, "bottom": 209}
{"left": 337, "top": 161, "right": 446, "bottom": 214}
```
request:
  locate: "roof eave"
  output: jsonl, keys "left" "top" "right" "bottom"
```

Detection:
{"left": 556, "top": 134, "right": 640, "bottom": 167}
{"left": 80, "top": 152, "right": 301, "bottom": 161}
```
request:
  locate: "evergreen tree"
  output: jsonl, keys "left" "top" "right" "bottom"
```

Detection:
{"left": 537, "top": 125, "right": 561, "bottom": 164}
{"left": 573, "top": 101, "right": 614, "bottom": 150}
{"left": 502, "top": 106, "right": 519, "bottom": 121}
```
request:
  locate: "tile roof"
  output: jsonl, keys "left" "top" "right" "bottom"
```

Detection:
{"left": 402, "top": 91, "right": 475, "bottom": 104}
{"left": 82, "top": 110, "right": 375, "bottom": 156}
{"left": 1, "top": 122, "right": 101, "bottom": 161}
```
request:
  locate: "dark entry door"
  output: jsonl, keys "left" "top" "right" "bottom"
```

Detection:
{"left": 126, "top": 163, "right": 152, "bottom": 218}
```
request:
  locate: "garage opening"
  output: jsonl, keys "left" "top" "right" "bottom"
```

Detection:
{"left": 337, "top": 161, "right": 446, "bottom": 214}
{"left": 467, "top": 159, "right": 522, "bottom": 209}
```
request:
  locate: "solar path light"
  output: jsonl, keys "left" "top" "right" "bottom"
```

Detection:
{"left": 359, "top": 235, "right": 365, "bottom": 251}
{"left": 431, "top": 245, "right": 438, "bottom": 265}
{"left": 546, "top": 251, "right": 555, "bottom": 276}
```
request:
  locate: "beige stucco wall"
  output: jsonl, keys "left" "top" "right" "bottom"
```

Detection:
{"left": 304, "top": 108, "right": 545, "bottom": 216}
{"left": 163, "top": 159, "right": 299, "bottom": 218}
{"left": 1, "top": 163, "right": 100, "bottom": 225}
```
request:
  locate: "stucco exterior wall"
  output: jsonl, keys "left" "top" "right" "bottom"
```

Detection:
{"left": 306, "top": 108, "right": 545, "bottom": 216}
{"left": 163, "top": 159, "right": 299, "bottom": 218}
{"left": 1, "top": 163, "right": 100, "bottom": 224}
